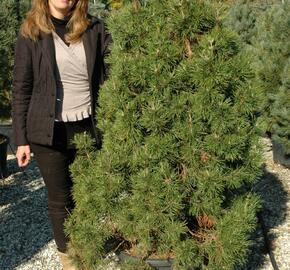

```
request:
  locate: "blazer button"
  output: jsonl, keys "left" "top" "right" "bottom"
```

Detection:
{"left": 47, "top": 134, "right": 51, "bottom": 138}
{"left": 50, "top": 113, "right": 54, "bottom": 117}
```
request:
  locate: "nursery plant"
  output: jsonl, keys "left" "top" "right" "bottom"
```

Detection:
{"left": 252, "top": 0, "right": 290, "bottom": 133}
{"left": 0, "top": 0, "right": 19, "bottom": 120}
{"left": 66, "top": 1, "right": 262, "bottom": 269}
{"left": 271, "top": 58, "right": 290, "bottom": 156}
{"left": 88, "top": 1, "right": 108, "bottom": 18}
{"left": 0, "top": 0, "right": 31, "bottom": 120}
{"left": 224, "top": 0, "right": 282, "bottom": 49}
{"left": 224, "top": 0, "right": 258, "bottom": 48}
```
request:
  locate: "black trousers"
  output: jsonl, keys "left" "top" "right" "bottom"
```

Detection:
{"left": 30, "top": 117, "right": 94, "bottom": 252}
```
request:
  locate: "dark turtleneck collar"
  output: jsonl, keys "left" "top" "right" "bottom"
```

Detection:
{"left": 51, "top": 15, "right": 70, "bottom": 26}
{"left": 51, "top": 15, "right": 70, "bottom": 46}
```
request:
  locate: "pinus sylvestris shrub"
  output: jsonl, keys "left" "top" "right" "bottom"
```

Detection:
{"left": 66, "top": 1, "right": 262, "bottom": 269}
{"left": 253, "top": 0, "right": 290, "bottom": 133}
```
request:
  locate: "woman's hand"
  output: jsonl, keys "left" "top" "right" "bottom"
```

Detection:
{"left": 16, "top": 145, "right": 31, "bottom": 167}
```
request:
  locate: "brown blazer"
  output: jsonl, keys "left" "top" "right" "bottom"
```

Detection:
{"left": 12, "top": 16, "right": 111, "bottom": 146}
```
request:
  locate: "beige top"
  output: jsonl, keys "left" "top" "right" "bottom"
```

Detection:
{"left": 53, "top": 32, "right": 91, "bottom": 122}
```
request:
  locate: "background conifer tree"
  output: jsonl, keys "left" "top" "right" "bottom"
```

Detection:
{"left": 224, "top": 0, "right": 281, "bottom": 49}
{"left": 252, "top": 0, "right": 290, "bottom": 133}
{"left": 0, "top": 0, "right": 31, "bottom": 120}
{"left": 224, "top": 0, "right": 258, "bottom": 48}
{"left": 271, "top": 59, "right": 290, "bottom": 153}
{"left": 66, "top": 1, "right": 262, "bottom": 269}
{"left": 0, "top": 0, "right": 19, "bottom": 120}
{"left": 88, "top": 0, "right": 129, "bottom": 15}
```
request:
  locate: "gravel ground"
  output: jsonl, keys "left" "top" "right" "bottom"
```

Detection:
{"left": 0, "top": 137, "right": 289, "bottom": 270}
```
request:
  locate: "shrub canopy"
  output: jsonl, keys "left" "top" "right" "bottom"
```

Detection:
{"left": 66, "top": 1, "right": 262, "bottom": 269}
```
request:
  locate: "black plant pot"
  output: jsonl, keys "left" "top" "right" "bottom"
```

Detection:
{"left": 0, "top": 122, "right": 14, "bottom": 154}
{"left": 0, "top": 133, "right": 9, "bottom": 178}
{"left": 272, "top": 140, "right": 290, "bottom": 168}
{"left": 118, "top": 251, "right": 174, "bottom": 270}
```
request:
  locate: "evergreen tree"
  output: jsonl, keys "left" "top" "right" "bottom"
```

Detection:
{"left": 66, "top": 1, "right": 262, "bottom": 269}
{"left": 88, "top": 0, "right": 109, "bottom": 18}
{"left": 224, "top": 0, "right": 281, "bottom": 49}
{"left": 252, "top": 0, "right": 290, "bottom": 133}
{"left": 0, "top": 0, "right": 19, "bottom": 120}
{"left": 224, "top": 0, "right": 257, "bottom": 47}
{"left": 88, "top": 0, "right": 127, "bottom": 15}
{"left": 88, "top": 0, "right": 128, "bottom": 18}
{"left": 0, "top": 0, "right": 30, "bottom": 120}
{"left": 271, "top": 58, "right": 290, "bottom": 153}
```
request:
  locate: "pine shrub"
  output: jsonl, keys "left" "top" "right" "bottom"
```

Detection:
{"left": 66, "top": 1, "right": 262, "bottom": 269}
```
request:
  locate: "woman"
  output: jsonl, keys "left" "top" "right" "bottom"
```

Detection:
{"left": 12, "top": 0, "right": 111, "bottom": 269}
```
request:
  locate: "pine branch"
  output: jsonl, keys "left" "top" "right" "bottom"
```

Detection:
{"left": 184, "top": 38, "right": 193, "bottom": 58}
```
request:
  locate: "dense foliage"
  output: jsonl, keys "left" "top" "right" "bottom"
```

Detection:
{"left": 88, "top": 0, "right": 127, "bottom": 15}
{"left": 252, "top": 1, "right": 290, "bottom": 133}
{"left": 224, "top": 0, "right": 259, "bottom": 47}
{"left": 224, "top": 0, "right": 282, "bottom": 49}
{"left": 271, "top": 58, "right": 290, "bottom": 154}
{"left": 66, "top": 1, "right": 263, "bottom": 269}
{"left": 0, "top": 0, "right": 18, "bottom": 120}
{"left": 0, "top": 0, "right": 31, "bottom": 120}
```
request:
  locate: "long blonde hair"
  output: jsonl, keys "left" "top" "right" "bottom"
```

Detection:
{"left": 20, "top": 0, "right": 90, "bottom": 43}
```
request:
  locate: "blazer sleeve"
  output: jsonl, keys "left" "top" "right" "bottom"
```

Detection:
{"left": 12, "top": 35, "right": 33, "bottom": 146}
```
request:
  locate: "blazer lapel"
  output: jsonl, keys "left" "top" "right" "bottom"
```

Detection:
{"left": 40, "top": 32, "right": 57, "bottom": 78}
{"left": 82, "top": 26, "right": 99, "bottom": 82}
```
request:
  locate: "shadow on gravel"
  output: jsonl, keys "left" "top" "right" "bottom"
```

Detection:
{"left": 236, "top": 165, "right": 288, "bottom": 270}
{"left": 0, "top": 157, "right": 53, "bottom": 270}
